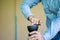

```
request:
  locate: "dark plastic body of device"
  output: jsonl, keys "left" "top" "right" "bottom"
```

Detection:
{"left": 27, "top": 24, "right": 38, "bottom": 32}
{"left": 27, "top": 25, "right": 38, "bottom": 36}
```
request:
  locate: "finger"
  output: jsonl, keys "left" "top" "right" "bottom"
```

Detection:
{"left": 31, "top": 18, "right": 36, "bottom": 24}
{"left": 29, "top": 37, "right": 35, "bottom": 40}
{"left": 31, "top": 18, "right": 34, "bottom": 24}
{"left": 36, "top": 19, "right": 38, "bottom": 24}
{"left": 29, "top": 37, "right": 37, "bottom": 40}
{"left": 29, "top": 33, "right": 37, "bottom": 36}
{"left": 38, "top": 20, "right": 41, "bottom": 25}
{"left": 34, "top": 18, "right": 37, "bottom": 24}
{"left": 35, "top": 19, "right": 41, "bottom": 25}
{"left": 29, "top": 34, "right": 38, "bottom": 39}
{"left": 29, "top": 31, "right": 40, "bottom": 35}
{"left": 29, "top": 31, "right": 37, "bottom": 35}
{"left": 29, "top": 34, "right": 44, "bottom": 40}
{"left": 33, "top": 19, "right": 38, "bottom": 25}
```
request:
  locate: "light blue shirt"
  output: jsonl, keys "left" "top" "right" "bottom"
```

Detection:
{"left": 21, "top": 0, "right": 60, "bottom": 40}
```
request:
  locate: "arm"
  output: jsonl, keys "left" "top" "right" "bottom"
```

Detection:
{"left": 43, "top": 8, "right": 60, "bottom": 40}
{"left": 21, "top": 0, "right": 41, "bottom": 20}
{"left": 43, "top": 18, "right": 60, "bottom": 40}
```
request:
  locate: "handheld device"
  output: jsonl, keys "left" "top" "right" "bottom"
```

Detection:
{"left": 27, "top": 24, "right": 38, "bottom": 36}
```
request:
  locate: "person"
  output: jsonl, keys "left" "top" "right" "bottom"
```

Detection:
{"left": 20, "top": 0, "right": 60, "bottom": 40}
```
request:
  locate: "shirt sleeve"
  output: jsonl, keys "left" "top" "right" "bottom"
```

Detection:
{"left": 20, "top": 0, "right": 41, "bottom": 20}
{"left": 57, "top": 8, "right": 60, "bottom": 18}
{"left": 57, "top": 0, "right": 60, "bottom": 18}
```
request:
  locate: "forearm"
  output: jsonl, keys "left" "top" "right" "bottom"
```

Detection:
{"left": 21, "top": 4, "right": 33, "bottom": 20}
{"left": 20, "top": 0, "right": 41, "bottom": 20}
